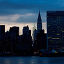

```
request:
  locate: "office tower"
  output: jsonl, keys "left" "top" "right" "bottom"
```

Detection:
{"left": 33, "top": 29, "right": 37, "bottom": 42}
{"left": 47, "top": 11, "right": 64, "bottom": 50}
{"left": 9, "top": 26, "right": 19, "bottom": 52}
{"left": 37, "top": 11, "right": 42, "bottom": 31}
{"left": 9, "top": 26, "right": 19, "bottom": 39}
{"left": 23, "top": 25, "right": 32, "bottom": 47}
{"left": 0, "top": 25, "right": 5, "bottom": 52}
{"left": 23, "top": 25, "right": 31, "bottom": 37}
{"left": 0, "top": 25, "right": 5, "bottom": 40}
{"left": 33, "top": 11, "right": 47, "bottom": 51}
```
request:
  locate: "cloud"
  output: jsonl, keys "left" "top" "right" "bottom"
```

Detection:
{"left": 16, "top": 13, "right": 37, "bottom": 23}
{"left": 0, "top": 0, "right": 64, "bottom": 33}
{"left": 0, "top": 12, "right": 46, "bottom": 23}
{"left": 0, "top": 0, "right": 63, "bottom": 23}
{"left": 0, "top": 14, "right": 21, "bottom": 23}
{"left": 0, "top": 0, "right": 64, "bottom": 16}
{"left": 0, "top": 22, "right": 47, "bottom": 35}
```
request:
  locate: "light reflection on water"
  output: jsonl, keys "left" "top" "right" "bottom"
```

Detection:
{"left": 0, "top": 56, "right": 64, "bottom": 64}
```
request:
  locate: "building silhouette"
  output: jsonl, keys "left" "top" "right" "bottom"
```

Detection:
{"left": 37, "top": 11, "right": 42, "bottom": 31}
{"left": 33, "top": 29, "right": 37, "bottom": 43}
{"left": 9, "top": 26, "right": 19, "bottom": 39}
{"left": 33, "top": 11, "right": 47, "bottom": 52}
{"left": 23, "top": 25, "right": 31, "bottom": 37}
{"left": 22, "top": 26, "right": 32, "bottom": 49}
{"left": 0, "top": 25, "right": 5, "bottom": 40}
{"left": 0, "top": 25, "right": 5, "bottom": 52}
{"left": 0, "top": 11, "right": 47, "bottom": 56}
{"left": 47, "top": 11, "right": 64, "bottom": 50}
{"left": 9, "top": 26, "right": 19, "bottom": 53}
{"left": 15, "top": 25, "right": 33, "bottom": 55}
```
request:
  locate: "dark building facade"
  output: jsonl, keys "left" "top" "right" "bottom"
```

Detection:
{"left": 47, "top": 11, "right": 64, "bottom": 50}
{"left": 21, "top": 26, "right": 33, "bottom": 55}
{"left": 23, "top": 25, "right": 31, "bottom": 37}
{"left": 9, "top": 26, "right": 19, "bottom": 53}
{"left": 34, "top": 30, "right": 46, "bottom": 50}
{"left": 37, "top": 11, "right": 42, "bottom": 31}
{"left": 9, "top": 26, "right": 19, "bottom": 38}
{"left": 33, "top": 11, "right": 47, "bottom": 51}
{"left": 0, "top": 25, "right": 5, "bottom": 52}
{"left": 0, "top": 25, "right": 5, "bottom": 40}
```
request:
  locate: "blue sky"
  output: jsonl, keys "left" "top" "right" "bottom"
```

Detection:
{"left": 0, "top": 0, "right": 64, "bottom": 34}
{"left": 0, "top": 0, "right": 64, "bottom": 23}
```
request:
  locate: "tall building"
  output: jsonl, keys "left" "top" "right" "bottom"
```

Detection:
{"left": 33, "top": 11, "right": 47, "bottom": 51}
{"left": 33, "top": 29, "right": 37, "bottom": 42}
{"left": 37, "top": 11, "right": 42, "bottom": 31}
{"left": 47, "top": 11, "right": 64, "bottom": 50}
{"left": 23, "top": 25, "right": 31, "bottom": 37}
{"left": 9, "top": 26, "right": 19, "bottom": 39}
{"left": 22, "top": 25, "right": 32, "bottom": 53}
{"left": 0, "top": 25, "right": 5, "bottom": 40}
{"left": 9, "top": 26, "right": 19, "bottom": 52}
{"left": 0, "top": 25, "right": 5, "bottom": 52}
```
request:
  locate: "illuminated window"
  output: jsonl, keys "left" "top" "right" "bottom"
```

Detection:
{"left": 52, "top": 38, "right": 60, "bottom": 39}
{"left": 56, "top": 34, "right": 60, "bottom": 35}
{"left": 48, "top": 37, "right": 51, "bottom": 39}
{"left": 62, "top": 31, "right": 64, "bottom": 32}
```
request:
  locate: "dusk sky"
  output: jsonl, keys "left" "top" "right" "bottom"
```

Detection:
{"left": 0, "top": 0, "right": 64, "bottom": 34}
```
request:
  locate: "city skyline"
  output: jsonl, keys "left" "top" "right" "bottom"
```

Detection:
{"left": 0, "top": 13, "right": 47, "bottom": 35}
{"left": 0, "top": 0, "right": 64, "bottom": 34}
{"left": 0, "top": 10, "right": 47, "bottom": 56}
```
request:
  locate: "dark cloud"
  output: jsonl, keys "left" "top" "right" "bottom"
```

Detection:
{"left": 0, "top": 0, "right": 64, "bottom": 15}
{"left": 0, "top": 0, "right": 64, "bottom": 23}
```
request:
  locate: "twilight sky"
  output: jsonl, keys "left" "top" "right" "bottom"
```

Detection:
{"left": 0, "top": 0, "right": 64, "bottom": 34}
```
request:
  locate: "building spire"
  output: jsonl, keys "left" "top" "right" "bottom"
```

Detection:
{"left": 38, "top": 10, "right": 42, "bottom": 21}
{"left": 37, "top": 10, "right": 42, "bottom": 30}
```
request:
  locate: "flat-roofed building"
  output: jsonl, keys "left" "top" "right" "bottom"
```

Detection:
{"left": 47, "top": 11, "right": 64, "bottom": 50}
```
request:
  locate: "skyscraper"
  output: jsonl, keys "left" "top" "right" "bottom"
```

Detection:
{"left": 33, "top": 11, "right": 47, "bottom": 51}
{"left": 9, "top": 26, "right": 19, "bottom": 39}
{"left": 0, "top": 25, "right": 5, "bottom": 40}
{"left": 47, "top": 11, "right": 64, "bottom": 50}
{"left": 22, "top": 25, "right": 32, "bottom": 54}
{"left": 0, "top": 25, "right": 5, "bottom": 52}
{"left": 23, "top": 25, "right": 31, "bottom": 37}
{"left": 37, "top": 11, "right": 42, "bottom": 31}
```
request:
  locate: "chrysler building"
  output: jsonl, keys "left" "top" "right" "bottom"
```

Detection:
{"left": 37, "top": 11, "right": 42, "bottom": 31}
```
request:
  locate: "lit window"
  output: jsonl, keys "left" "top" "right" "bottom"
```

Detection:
{"left": 62, "top": 31, "right": 64, "bottom": 32}
{"left": 48, "top": 37, "right": 51, "bottom": 39}
{"left": 56, "top": 34, "right": 60, "bottom": 35}
{"left": 52, "top": 38, "right": 60, "bottom": 39}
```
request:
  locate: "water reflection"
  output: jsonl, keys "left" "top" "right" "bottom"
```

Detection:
{"left": 0, "top": 56, "right": 64, "bottom": 64}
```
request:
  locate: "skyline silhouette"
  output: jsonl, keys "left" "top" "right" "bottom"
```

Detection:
{"left": 0, "top": 0, "right": 64, "bottom": 35}
{"left": 0, "top": 11, "right": 47, "bottom": 56}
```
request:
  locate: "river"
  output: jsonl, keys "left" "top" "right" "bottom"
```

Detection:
{"left": 0, "top": 56, "right": 64, "bottom": 64}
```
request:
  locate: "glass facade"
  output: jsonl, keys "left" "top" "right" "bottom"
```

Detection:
{"left": 47, "top": 11, "right": 64, "bottom": 50}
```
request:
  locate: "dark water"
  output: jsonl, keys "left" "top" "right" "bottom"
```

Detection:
{"left": 0, "top": 56, "right": 64, "bottom": 64}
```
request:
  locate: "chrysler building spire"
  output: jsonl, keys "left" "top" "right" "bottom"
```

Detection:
{"left": 37, "top": 11, "right": 42, "bottom": 31}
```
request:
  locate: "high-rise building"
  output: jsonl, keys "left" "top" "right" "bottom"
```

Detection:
{"left": 9, "top": 26, "right": 19, "bottom": 52}
{"left": 0, "top": 25, "right": 5, "bottom": 40}
{"left": 33, "top": 11, "right": 47, "bottom": 51}
{"left": 9, "top": 26, "right": 19, "bottom": 39}
{"left": 33, "top": 29, "right": 37, "bottom": 42}
{"left": 47, "top": 11, "right": 64, "bottom": 50}
{"left": 37, "top": 11, "right": 42, "bottom": 31}
{"left": 23, "top": 25, "right": 31, "bottom": 37}
{"left": 22, "top": 25, "right": 32, "bottom": 53}
{"left": 0, "top": 25, "right": 5, "bottom": 52}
